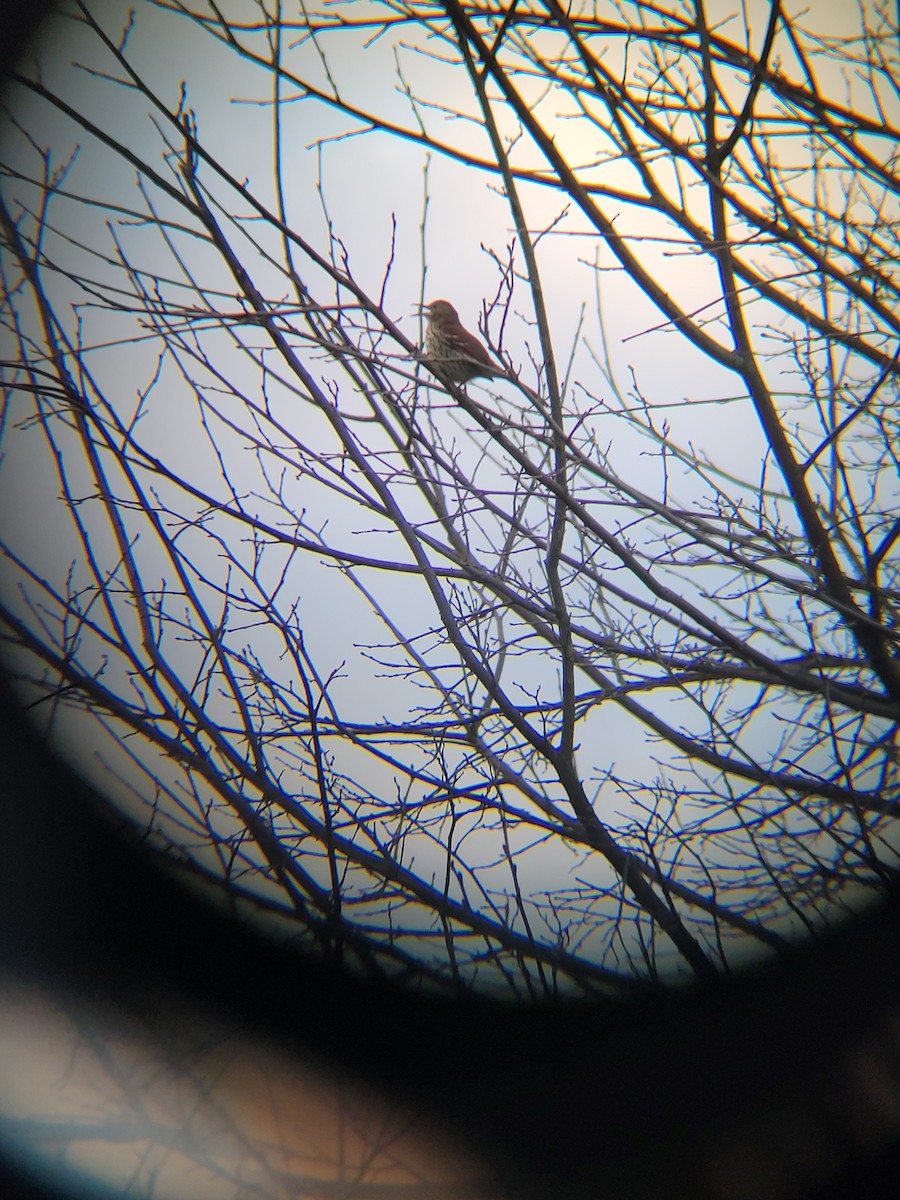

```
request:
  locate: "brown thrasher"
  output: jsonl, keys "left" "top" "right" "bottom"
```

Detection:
{"left": 422, "top": 299, "right": 505, "bottom": 384}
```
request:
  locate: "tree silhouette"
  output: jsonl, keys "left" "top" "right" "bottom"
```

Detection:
{"left": 1, "top": 0, "right": 898, "bottom": 996}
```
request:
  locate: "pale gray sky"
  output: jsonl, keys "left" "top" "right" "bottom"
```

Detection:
{"left": 1, "top": 0, "right": 897, "bottom": 1020}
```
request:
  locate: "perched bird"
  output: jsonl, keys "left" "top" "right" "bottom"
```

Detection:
{"left": 422, "top": 299, "right": 505, "bottom": 384}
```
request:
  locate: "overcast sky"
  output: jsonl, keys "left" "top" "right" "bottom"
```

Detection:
{"left": 1, "top": 0, "right": 897, "bottom": 998}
